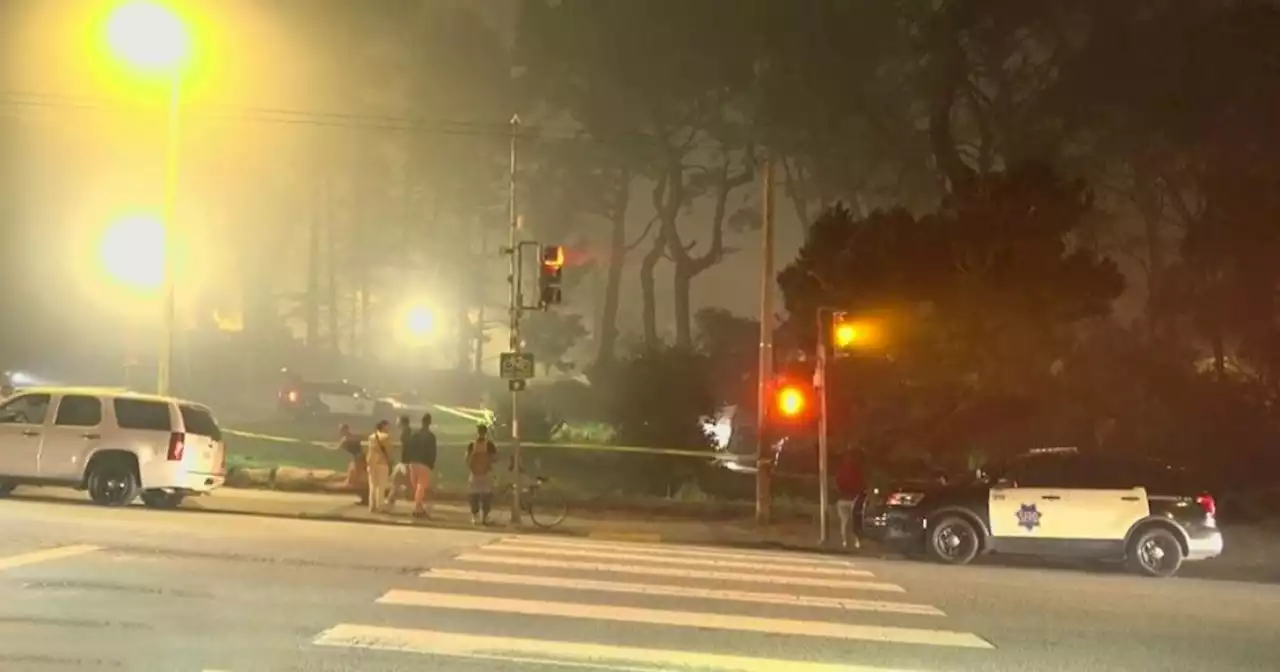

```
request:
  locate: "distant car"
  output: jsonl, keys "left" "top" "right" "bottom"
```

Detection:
{"left": 0, "top": 387, "right": 226, "bottom": 508}
{"left": 277, "top": 380, "right": 376, "bottom": 419}
{"left": 860, "top": 447, "right": 1223, "bottom": 578}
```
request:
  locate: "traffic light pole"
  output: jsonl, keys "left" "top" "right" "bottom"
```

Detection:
{"left": 755, "top": 156, "right": 776, "bottom": 525}
{"left": 816, "top": 308, "right": 832, "bottom": 546}
{"left": 506, "top": 114, "right": 523, "bottom": 527}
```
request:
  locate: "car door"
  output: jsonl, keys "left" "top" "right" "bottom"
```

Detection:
{"left": 0, "top": 393, "right": 53, "bottom": 477}
{"left": 1062, "top": 457, "right": 1151, "bottom": 545}
{"left": 988, "top": 454, "right": 1073, "bottom": 546}
{"left": 316, "top": 384, "right": 357, "bottom": 415}
{"left": 40, "top": 394, "right": 105, "bottom": 481}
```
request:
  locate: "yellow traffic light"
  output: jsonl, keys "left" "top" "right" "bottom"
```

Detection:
{"left": 833, "top": 321, "right": 862, "bottom": 348}
{"left": 831, "top": 312, "right": 881, "bottom": 355}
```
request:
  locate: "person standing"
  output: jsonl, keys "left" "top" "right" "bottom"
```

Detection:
{"left": 404, "top": 412, "right": 438, "bottom": 518}
{"left": 389, "top": 416, "right": 415, "bottom": 509}
{"left": 339, "top": 424, "right": 368, "bottom": 506}
{"left": 365, "top": 420, "right": 394, "bottom": 513}
{"left": 465, "top": 423, "right": 498, "bottom": 525}
{"left": 834, "top": 448, "right": 866, "bottom": 550}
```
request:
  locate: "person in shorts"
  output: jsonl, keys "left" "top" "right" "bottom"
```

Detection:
{"left": 465, "top": 424, "right": 498, "bottom": 525}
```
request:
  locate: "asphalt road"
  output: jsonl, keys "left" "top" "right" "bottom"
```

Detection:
{"left": 1, "top": 495, "right": 1279, "bottom": 672}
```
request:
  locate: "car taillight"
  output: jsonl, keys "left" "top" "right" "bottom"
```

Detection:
{"left": 1196, "top": 493, "right": 1216, "bottom": 517}
{"left": 167, "top": 432, "right": 185, "bottom": 461}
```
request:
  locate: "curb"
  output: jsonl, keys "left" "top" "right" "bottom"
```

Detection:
{"left": 180, "top": 501, "right": 581, "bottom": 538}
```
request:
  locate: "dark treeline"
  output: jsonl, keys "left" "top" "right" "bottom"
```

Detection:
{"left": 2, "top": 1, "right": 1279, "bottom": 497}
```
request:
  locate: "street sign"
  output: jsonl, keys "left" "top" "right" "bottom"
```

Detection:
{"left": 508, "top": 379, "right": 527, "bottom": 392}
{"left": 500, "top": 352, "right": 536, "bottom": 381}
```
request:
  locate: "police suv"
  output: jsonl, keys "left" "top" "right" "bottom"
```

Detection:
{"left": 861, "top": 447, "right": 1223, "bottom": 577}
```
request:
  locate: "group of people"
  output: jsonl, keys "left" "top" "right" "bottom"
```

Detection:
{"left": 340, "top": 414, "right": 438, "bottom": 518}
{"left": 338, "top": 417, "right": 501, "bottom": 525}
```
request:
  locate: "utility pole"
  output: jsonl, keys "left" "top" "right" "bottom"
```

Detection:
{"left": 755, "top": 156, "right": 776, "bottom": 525}
{"left": 816, "top": 309, "right": 831, "bottom": 545}
{"left": 506, "top": 114, "right": 524, "bottom": 526}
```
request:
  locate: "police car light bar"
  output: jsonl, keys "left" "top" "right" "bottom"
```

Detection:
{"left": 1027, "top": 446, "right": 1079, "bottom": 455}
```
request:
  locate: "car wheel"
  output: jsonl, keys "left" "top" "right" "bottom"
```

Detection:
{"left": 0, "top": 480, "right": 16, "bottom": 497}
{"left": 926, "top": 515, "right": 981, "bottom": 565}
{"left": 1126, "top": 527, "right": 1184, "bottom": 578}
{"left": 87, "top": 459, "right": 140, "bottom": 507}
{"left": 140, "top": 490, "right": 185, "bottom": 509}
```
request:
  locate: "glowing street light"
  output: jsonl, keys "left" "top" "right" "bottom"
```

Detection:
{"left": 99, "top": 214, "right": 165, "bottom": 290}
{"left": 397, "top": 305, "right": 438, "bottom": 346}
{"left": 103, "top": 1, "right": 191, "bottom": 396}
{"left": 404, "top": 306, "right": 436, "bottom": 338}
{"left": 105, "top": 2, "right": 191, "bottom": 73}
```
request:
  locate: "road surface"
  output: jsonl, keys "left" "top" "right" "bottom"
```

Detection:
{"left": 1, "top": 494, "right": 1278, "bottom": 671}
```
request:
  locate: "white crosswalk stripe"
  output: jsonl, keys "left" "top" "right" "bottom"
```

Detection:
{"left": 312, "top": 535, "right": 994, "bottom": 670}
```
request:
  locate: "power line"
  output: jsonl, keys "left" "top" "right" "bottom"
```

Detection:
{"left": 0, "top": 90, "right": 716, "bottom": 150}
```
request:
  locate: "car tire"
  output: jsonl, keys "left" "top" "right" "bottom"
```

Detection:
{"left": 925, "top": 515, "right": 982, "bottom": 566}
{"left": 1126, "top": 526, "right": 1185, "bottom": 578}
{"left": 140, "top": 490, "right": 185, "bottom": 510}
{"left": 0, "top": 480, "right": 15, "bottom": 497}
{"left": 86, "top": 458, "right": 140, "bottom": 507}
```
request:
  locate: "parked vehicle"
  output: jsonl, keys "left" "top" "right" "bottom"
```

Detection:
{"left": 277, "top": 379, "right": 376, "bottom": 419}
{"left": 861, "top": 447, "right": 1223, "bottom": 577}
{"left": 0, "top": 387, "right": 226, "bottom": 508}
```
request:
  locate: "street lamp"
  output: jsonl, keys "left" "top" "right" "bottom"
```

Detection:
{"left": 105, "top": 1, "right": 190, "bottom": 396}
{"left": 99, "top": 214, "right": 165, "bottom": 290}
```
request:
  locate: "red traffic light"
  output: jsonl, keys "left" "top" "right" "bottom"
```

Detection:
{"left": 775, "top": 384, "right": 808, "bottom": 419}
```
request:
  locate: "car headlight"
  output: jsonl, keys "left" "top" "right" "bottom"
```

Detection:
{"left": 885, "top": 492, "right": 926, "bottom": 507}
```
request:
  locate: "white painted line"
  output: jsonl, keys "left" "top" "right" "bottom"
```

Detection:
{"left": 378, "top": 591, "right": 993, "bottom": 649}
{"left": 502, "top": 536, "right": 858, "bottom": 567}
{"left": 490, "top": 543, "right": 874, "bottom": 577}
{"left": 0, "top": 545, "right": 102, "bottom": 571}
{"left": 315, "top": 623, "right": 931, "bottom": 671}
{"left": 454, "top": 553, "right": 906, "bottom": 592}
{"left": 588, "top": 531, "right": 663, "bottom": 543}
{"left": 422, "top": 568, "right": 945, "bottom": 616}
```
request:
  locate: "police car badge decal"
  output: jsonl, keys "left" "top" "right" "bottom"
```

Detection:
{"left": 1016, "top": 503, "right": 1042, "bottom": 531}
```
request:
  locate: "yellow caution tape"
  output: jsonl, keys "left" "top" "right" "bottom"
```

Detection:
{"left": 222, "top": 428, "right": 717, "bottom": 459}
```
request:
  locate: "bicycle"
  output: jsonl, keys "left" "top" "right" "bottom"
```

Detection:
{"left": 506, "top": 475, "right": 568, "bottom": 529}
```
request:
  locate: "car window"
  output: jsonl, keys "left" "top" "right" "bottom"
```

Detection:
{"left": 1004, "top": 455, "right": 1069, "bottom": 487}
{"left": 54, "top": 395, "right": 103, "bottom": 427}
{"left": 179, "top": 405, "right": 222, "bottom": 440}
{"left": 0, "top": 393, "right": 52, "bottom": 425}
{"left": 1088, "top": 457, "right": 1196, "bottom": 493}
{"left": 112, "top": 398, "right": 174, "bottom": 431}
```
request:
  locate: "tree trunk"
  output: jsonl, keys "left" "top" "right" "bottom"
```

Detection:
{"left": 672, "top": 264, "right": 693, "bottom": 349}
{"left": 639, "top": 230, "right": 664, "bottom": 351}
{"left": 304, "top": 181, "right": 320, "bottom": 348}
{"left": 323, "top": 176, "right": 340, "bottom": 352}
{"left": 595, "top": 205, "right": 628, "bottom": 366}
{"left": 666, "top": 157, "right": 752, "bottom": 349}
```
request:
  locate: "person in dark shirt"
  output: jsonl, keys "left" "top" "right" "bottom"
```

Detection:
{"left": 338, "top": 424, "right": 367, "bottom": 506}
{"left": 404, "top": 412, "right": 438, "bottom": 518}
{"left": 834, "top": 448, "right": 866, "bottom": 550}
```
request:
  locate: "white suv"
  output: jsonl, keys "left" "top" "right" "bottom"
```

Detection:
{"left": 0, "top": 387, "right": 226, "bottom": 508}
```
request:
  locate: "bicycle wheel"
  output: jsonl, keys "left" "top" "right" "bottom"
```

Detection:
{"left": 528, "top": 489, "right": 568, "bottom": 529}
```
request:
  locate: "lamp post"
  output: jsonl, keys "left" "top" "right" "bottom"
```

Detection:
{"left": 105, "top": 1, "right": 190, "bottom": 396}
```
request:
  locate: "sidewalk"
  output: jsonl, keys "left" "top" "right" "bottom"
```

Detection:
{"left": 183, "top": 487, "right": 831, "bottom": 550}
